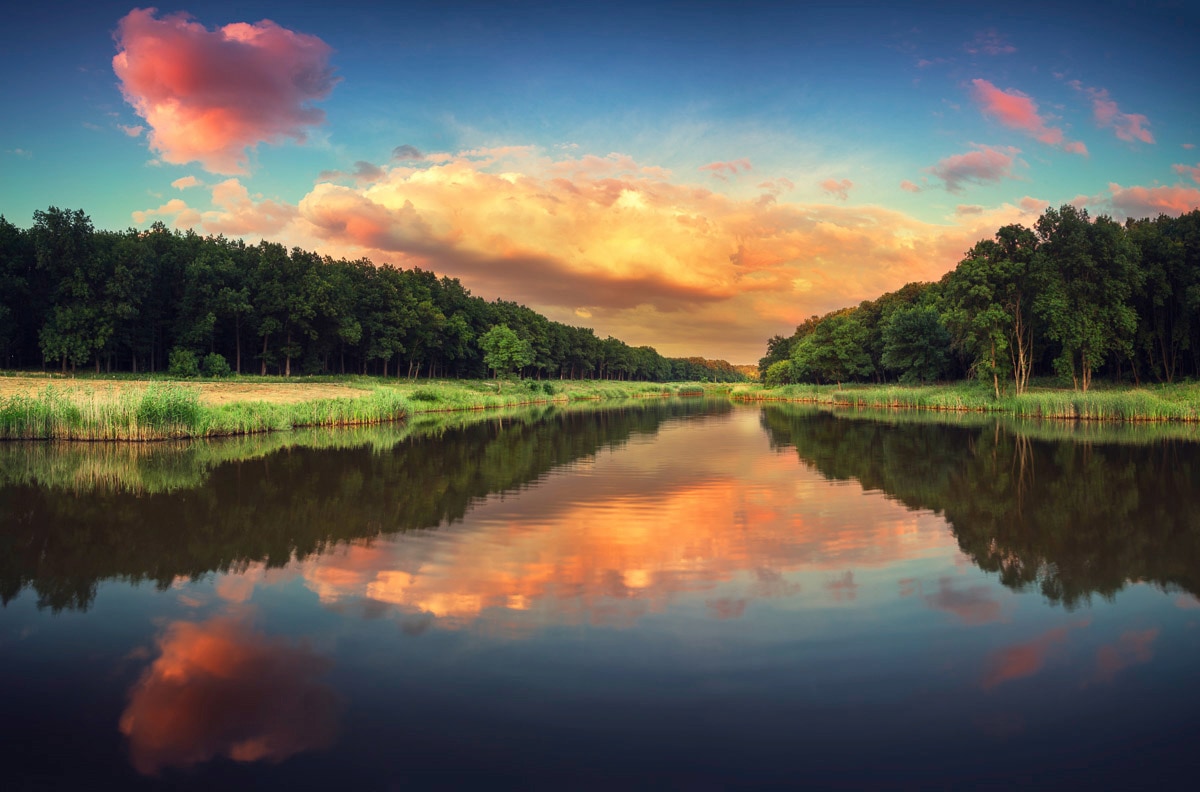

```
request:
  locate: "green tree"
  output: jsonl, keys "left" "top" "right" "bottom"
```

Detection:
{"left": 480, "top": 324, "right": 533, "bottom": 390}
{"left": 881, "top": 304, "right": 951, "bottom": 384}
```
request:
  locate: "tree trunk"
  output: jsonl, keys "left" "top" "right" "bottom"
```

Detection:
{"left": 261, "top": 334, "right": 269, "bottom": 376}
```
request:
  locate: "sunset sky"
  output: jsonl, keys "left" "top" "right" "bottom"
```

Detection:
{"left": 2, "top": 1, "right": 1197, "bottom": 362}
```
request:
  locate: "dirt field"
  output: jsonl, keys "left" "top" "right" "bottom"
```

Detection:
{"left": 0, "top": 375, "right": 369, "bottom": 406}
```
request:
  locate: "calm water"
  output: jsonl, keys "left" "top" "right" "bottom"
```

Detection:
{"left": 2, "top": 399, "right": 1199, "bottom": 789}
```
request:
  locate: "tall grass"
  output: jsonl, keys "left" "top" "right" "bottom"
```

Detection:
{"left": 732, "top": 381, "right": 1200, "bottom": 423}
{"left": 0, "top": 378, "right": 707, "bottom": 441}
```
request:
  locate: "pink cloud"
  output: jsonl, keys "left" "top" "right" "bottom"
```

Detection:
{"left": 1183, "top": 143, "right": 1196, "bottom": 150}
{"left": 1104, "top": 182, "right": 1200, "bottom": 220}
{"left": 1074, "top": 84, "right": 1154, "bottom": 144}
{"left": 203, "top": 179, "right": 298, "bottom": 236}
{"left": 899, "top": 179, "right": 922, "bottom": 193}
{"left": 113, "top": 8, "right": 338, "bottom": 174}
{"left": 970, "top": 79, "right": 1085, "bottom": 154}
{"left": 927, "top": 145, "right": 1019, "bottom": 193}
{"left": 699, "top": 159, "right": 752, "bottom": 180}
{"left": 982, "top": 621, "right": 1088, "bottom": 690}
{"left": 819, "top": 178, "right": 853, "bottom": 201}
{"left": 119, "top": 124, "right": 145, "bottom": 137}
{"left": 1172, "top": 163, "right": 1200, "bottom": 184}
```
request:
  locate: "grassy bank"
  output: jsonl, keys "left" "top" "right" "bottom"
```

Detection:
{"left": 730, "top": 381, "right": 1200, "bottom": 422}
{"left": 0, "top": 377, "right": 695, "bottom": 440}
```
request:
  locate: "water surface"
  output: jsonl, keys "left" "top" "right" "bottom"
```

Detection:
{"left": 2, "top": 399, "right": 1198, "bottom": 788}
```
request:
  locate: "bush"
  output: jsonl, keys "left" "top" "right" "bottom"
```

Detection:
{"left": 168, "top": 348, "right": 200, "bottom": 378}
{"left": 541, "top": 382, "right": 558, "bottom": 395}
{"left": 202, "top": 353, "right": 231, "bottom": 378}
{"left": 410, "top": 388, "right": 440, "bottom": 402}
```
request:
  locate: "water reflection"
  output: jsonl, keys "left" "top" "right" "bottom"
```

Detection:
{"left": 761, "top": 405, "right": 1200, "bottom": 606}
{"left": 120, "top": 614, "right": 340, "bottom": 775}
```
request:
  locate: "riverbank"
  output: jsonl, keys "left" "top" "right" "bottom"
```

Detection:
{"left": 729, "top": 381, "right": 1200, "bottom": 422}
{"left": 0, "top": 373, "right": 699, "bottom": 440}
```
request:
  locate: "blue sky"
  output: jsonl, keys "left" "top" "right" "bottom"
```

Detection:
{"left": 1, "top": 1, "right": 1197, "bottom": 360}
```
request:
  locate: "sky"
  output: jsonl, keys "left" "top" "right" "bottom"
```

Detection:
{"left": 1, "top": 1, "right": 1198, "bottom": 363}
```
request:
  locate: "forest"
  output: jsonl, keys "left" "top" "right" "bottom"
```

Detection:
{"left": 0, "top": 208, "right": 745, "bottom": 383}
{"left": 759, "top": 206, "right": 1200, "bottom": 393}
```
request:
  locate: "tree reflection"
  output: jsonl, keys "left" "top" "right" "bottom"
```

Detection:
{"left": 0, "top": 399, "right": 727, "bottom": 611}
{"left": 761, "top": 406, "right": 1200, "bottom": 607}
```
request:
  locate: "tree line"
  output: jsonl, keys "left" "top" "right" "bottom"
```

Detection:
{"left": 759, "top": 205, "right": 1200, "bottom": 393}
{"left": 0, "top": 208, "right": 745, "bottom": 382}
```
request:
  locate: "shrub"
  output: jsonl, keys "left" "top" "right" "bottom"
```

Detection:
{"left": 202, "top": 353, "right": 231, "bottom": 378}
{"left": 409, "top": 388, "right": 440, "bottom": 402}
{"left": 168, "top": 348, "right": 200, "bottom": 379}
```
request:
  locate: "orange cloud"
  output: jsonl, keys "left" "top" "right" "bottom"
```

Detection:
{"left": 131, "top": 198, "right": 202, "bottom": 229}
{"left": 171, "top": 175, "right": 201, "bottom": 190}
{"left": 970, "top": 79, "right": 1085, "bottom": 153}
{"left": 119, "top": 615, "right": 340, "bottom": 775}
{"left": 699, "top": 158, "right": 752, "bottom": 180}
{"left": 927, "top": 145, "right": 1020, "bottom": 193}
{"left": 982, "top": 623, "right": 1084, "bottom": 690}
{"left": 292, "top": 427, "right": 959, "bottom": 631}
{"left": 113, "top": 8, "right": 337, "bottom": 174}
{"left": 137, "top": 146, "right": 1048, "bottom": 360}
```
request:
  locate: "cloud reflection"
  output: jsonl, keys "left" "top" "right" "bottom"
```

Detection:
{"left": 119, "top": 615, "right": 340, "bottom": 775}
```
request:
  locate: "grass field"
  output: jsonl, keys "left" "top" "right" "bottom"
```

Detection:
{"left": 0, "top": 372, "right": 695, "bottom": 440}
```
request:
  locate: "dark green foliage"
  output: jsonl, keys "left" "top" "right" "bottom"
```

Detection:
{"left": 1, "top": 207, "right": 746, "bottom": 383}
{"left": 881, "top": 305, "right": 951, "bottom": 384}
{"left": 762, "top": 205, "right": 1200, "bottom": 391}
{"left": 202, "top": 353, "right": 231, "bottom": 378}
{"left": 168, "top": 348, "right": 200, "bottom": 378}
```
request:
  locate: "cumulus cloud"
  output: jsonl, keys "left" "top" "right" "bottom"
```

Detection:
{"left": 135, "top": 146, "right": 1049, "bottom": 361}
{"left": 119, "top": 616, "right": 340, "bottom": 775}
{"left": 820, "top": 178, "right": 853, "bottom": 201}
{"left": 132, "top": 198, "right": 202, "bottom": 228}
{"left": 970, "top": 79, "right": 1085, "bottom": 154}
{"left": 1069, "top": 81, "right": 1154, "bottom": 144}
{"left": 171, "top": 175, "right": 201, "bottom": 190}
{"left": 927, "top": 145, "right": 1020, "bottom": 193}
{"left": 113, "top": 8, "right": 338, "bottom": 174}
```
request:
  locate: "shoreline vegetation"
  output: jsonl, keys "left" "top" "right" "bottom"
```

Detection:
{"left": 0, "top": 374, "right": 705, "bottom": 441}
{"left": 1, "top": 371, "right": 1199, "bottom": 441}
{"left": 731, "top": 380, "right": 1200, "bottom": 422}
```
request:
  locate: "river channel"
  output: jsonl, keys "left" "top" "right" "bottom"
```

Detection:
{"left": 2, "top": 398, "right": 1198, "bottom": 788}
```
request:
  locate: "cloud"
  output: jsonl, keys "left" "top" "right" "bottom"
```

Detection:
{"left": 1070, "top": 82, "right": 1154, "bottom": 144}
{"left": 964, "top": 29, "right": 1016, "bottom": 55}
{"left": 119, "top": 124, "right": 145, "bottom": 137}
{"left": 1091, "top": 628, "right": 1158, "bottom": 684}
{"left": 5, "top": 148, "right": 32, "bottom": 158}
{"left": 112, "top": 8, "right": 338, "bottom": 174}
{"left": 970, "top": 79, "right": 1085, "bottom": 153}
{"left": 1172, "top": 163, "right": 1200, "bottom": 184}
{"left": 982, "top": 622, "right": 1087, "bottom": 689}
{"left": 1183, "top": 143, "right": 1196, "bottom": 150}
{"left": 820, "top": 178, "right": 853, "bottom": 201}
{"left": 203, "top": 179, "right": 298, "bottom": 236}
{"left": 1099, "top": 182, "right": 1200, "bottom": 220}
{"left": 137, "top": 145, "right": 1052, "bottom": 361}
{"left": 899, "top": 179, "right": 922, "bottom": 193}
{"left": 316, "top": 160, "right": 387, "bottom": 185}
{"left": 171, "top": 175, "right": 201, "bottom": 190}
{"left": 119, "top": 616, "right": 340, "bottom": 775}
{"left": 699, "top": 158, "right": 752, "bottom": 181}
{"left": 391, "top": 144, "right": 424, "bottom": 161}
{"left": 131, "top": 198, "right": 202, "bottom": 228}
{"left": 927, "top": 144, "right": 1020, "bottom": 193}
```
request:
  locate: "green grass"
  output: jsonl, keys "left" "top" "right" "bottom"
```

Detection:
{"left": 0, "top": 377, "right": 703, "bottom": 441}
{"left": 731, "top": 380, "right": 1200, "bottom": 422}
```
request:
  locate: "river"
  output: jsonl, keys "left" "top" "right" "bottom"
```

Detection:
{"left": 2, "top": 398, "right": 1198, "bottom": 788}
